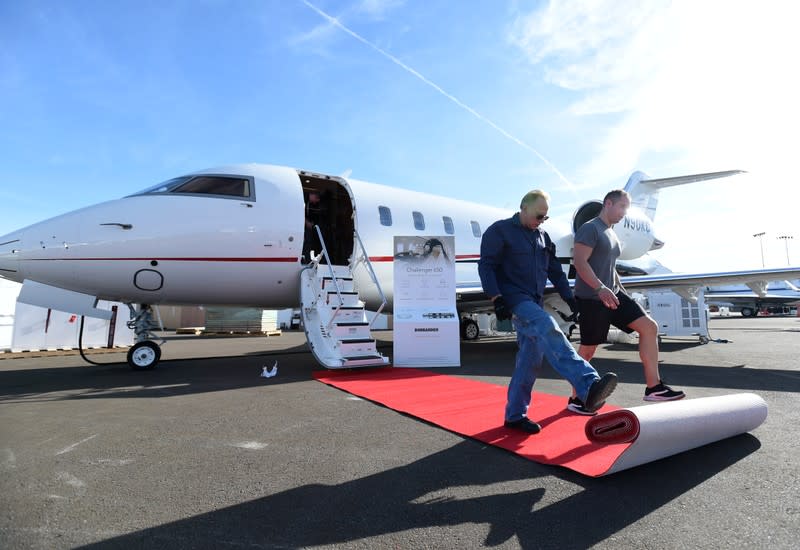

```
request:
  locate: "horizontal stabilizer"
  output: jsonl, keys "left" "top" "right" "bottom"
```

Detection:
{"left": 625, "top": 169, "right": 745, "bottom": 221}
{"left": 639, "top": 170, "right": 746, "bottom": 189}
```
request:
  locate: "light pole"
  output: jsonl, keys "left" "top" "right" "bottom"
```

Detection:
{"left": 753, "top": 232, "right": 765, "bottom": 267}
{"left": 777, "top": 235, "right": 793, "bottom": 266}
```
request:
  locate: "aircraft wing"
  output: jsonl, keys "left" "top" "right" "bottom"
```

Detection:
{"left": 619, "top": 267, "right": 800, "bottom": 302}
{"left": 619, "top": 267, "right": 800, "bottom": 290}
{"left": 455, "top": 266, "right": 800, "bottom": 311}
{"left": 704, "top": 292, "right": 800, "bottom": 306}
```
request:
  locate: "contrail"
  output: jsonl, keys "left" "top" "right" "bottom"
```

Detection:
{"left": 299, "top": 0, "right": 574, "bottom": 190}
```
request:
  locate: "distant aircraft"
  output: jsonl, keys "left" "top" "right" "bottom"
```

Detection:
{"left": 703, "top": 280, "right": 800, "bottom": 317}
{"left": 1, "top": 164, "right": 798, "bottom": 369}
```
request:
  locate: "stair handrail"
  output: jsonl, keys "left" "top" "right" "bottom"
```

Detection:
{"left": 351, "top": 228, "right": 387, "bottom": 328}
{"left": 313, "top": 225, "right": 345, "bottom": 330}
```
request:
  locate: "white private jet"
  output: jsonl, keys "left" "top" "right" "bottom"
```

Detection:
{"left": 1, "top": 163, "right": 798, "bottom": 370}
{"left": 703, "top": 280, "right": 800, "bottom": 317}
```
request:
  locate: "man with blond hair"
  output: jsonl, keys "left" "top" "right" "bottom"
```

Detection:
{"left": 479, "top": 190, "right": 618, "bottom": 434}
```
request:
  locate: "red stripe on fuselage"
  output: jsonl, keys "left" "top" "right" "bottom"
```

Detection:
{"left": 27, "top": 257, "right": 300, "bottom": 262}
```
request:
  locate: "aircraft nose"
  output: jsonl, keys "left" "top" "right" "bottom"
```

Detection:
{"left": 0, "top": 231, "right": 24, "bottom": 282}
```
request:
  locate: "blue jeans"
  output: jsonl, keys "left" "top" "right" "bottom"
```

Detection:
{"left": 506, "top": 300, "right": 600, "bottom": 422}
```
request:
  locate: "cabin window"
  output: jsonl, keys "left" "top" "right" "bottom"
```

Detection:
{"left": 378, "top": 206, "right": 392, "bottom": 226}
{"left": 412, "top": 211, "right": 425, "bottom": 231}
{"left": 442, "top": 216, "right": 454, "bottom": 235}
{"left": 470, "top": 220, "right": 481, "bottom": 237}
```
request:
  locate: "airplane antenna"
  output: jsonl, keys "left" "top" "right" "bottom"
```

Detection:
{"left": 753, "top": 232, "right": 765, "bottom": 268}
{"left": 299, "top": 0, "right": 575, "bottom": 191}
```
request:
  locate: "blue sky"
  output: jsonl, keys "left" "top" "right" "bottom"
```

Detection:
{"left": 1, "top": 0, "right": 798, "bottom": 272}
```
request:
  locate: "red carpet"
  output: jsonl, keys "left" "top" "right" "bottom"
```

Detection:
{"left": 314, "top": 367, "right": 633, "bottom": 477}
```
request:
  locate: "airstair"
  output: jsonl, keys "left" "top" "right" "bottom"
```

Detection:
{"left": 299, "top": 227, "right": 390, "bottom": 369}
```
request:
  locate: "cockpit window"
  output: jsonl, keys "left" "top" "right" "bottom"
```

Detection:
{"left": 130, "top": 175, "right": 254, "bottom": 200}
{"left": 173, "top": 176, "right": 250, "bottom": 197}
{"left": 133, "top": 176, "right": 193, "bottom": 195}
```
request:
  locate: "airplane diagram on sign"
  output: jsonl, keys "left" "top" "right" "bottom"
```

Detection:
{"left": 1, "top": 163, "right": 798, "bottom": 370}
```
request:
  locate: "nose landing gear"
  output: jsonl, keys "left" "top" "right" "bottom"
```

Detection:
{"left": 127, "top": 340, "right": 162, "bottom": 370}
{"left": 126, "top": 304, "right": 163, "bottom": 370}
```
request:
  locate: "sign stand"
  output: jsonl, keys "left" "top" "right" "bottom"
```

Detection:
{"left": 392, "top": 236, "right": 460, "bottom": 367}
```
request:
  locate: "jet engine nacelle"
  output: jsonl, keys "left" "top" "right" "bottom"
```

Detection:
{"left": 572, "top": 201, "right": 661, "bottom": 261}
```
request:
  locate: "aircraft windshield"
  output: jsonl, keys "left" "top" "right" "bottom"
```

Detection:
{"left": 131, "top": 176, "right": 193, "bottom": 195}
{"left": 129, "top": 175, "right": 253, "bottom": 200}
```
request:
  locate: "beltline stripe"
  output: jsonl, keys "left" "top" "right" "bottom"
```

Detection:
{"left": 26, "top": 257, "right": 299, "bottom": 262}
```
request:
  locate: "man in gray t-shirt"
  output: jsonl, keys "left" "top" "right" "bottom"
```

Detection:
{"left": 573, "top": 216, "right": 621, "bottom": 299}
{"left": 567, "top": 190, "right": 685, "bottom": 414}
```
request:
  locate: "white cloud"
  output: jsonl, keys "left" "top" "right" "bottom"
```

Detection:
{"left": 357, "top": 0, "right": 405, "bottom": 19}
{"left": 509, "top": 0, "right": 800, "bottom": 270}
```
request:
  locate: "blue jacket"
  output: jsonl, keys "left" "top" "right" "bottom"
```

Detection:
{"left": 478, "top": 213, "right": 573, "bottom": 309}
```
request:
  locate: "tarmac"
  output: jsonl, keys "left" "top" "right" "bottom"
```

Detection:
{"left": 1, "top": 315, "right": 798, "bottom": 549}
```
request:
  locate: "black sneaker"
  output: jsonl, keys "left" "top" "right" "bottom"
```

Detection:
{"left": 566, "top": 396, "right": 600, "bottom": 416}
{"left": 644, "top": 381, "right": 686, "bottom": 402}
{"left": 503, "top": 417, "right": 542, "bottom": 434}
{"left": 584, "top": 372, "right": 618, "bottom": 412}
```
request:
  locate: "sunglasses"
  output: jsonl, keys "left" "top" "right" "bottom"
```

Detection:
{"left": 535, "top": 214, "right": 549, "bottom": 221}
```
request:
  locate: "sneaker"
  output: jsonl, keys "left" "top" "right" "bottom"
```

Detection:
{"left": 503, "top": 417, "right": 542, "bottom": 434}
{"left": 644, "top": 381, "right": 686, "bottom": 402}
{"left": 584, "top": 372, "right": 618, "bottom": 412}
{"left": 566, "top": 396, "right": 600, "bottom": 416}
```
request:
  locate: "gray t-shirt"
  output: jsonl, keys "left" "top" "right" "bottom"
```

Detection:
{"left": 574, "top": 217, "right": 620, "bottom": 299}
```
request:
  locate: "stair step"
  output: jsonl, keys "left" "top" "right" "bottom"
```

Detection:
{"left": 322, "top": 277, "right": 353, "bottom": 283}
{"left": 331, "top": 323, "right": 371, "bottom": 339}
{"left": 330, "top": 309, "right": 368, "bottom": 323}
{"left": 321, "top": 277, "right": 354, "bottom": 292}
{"left": 317, "top": 265, "right": 351, "bottom": 278}
{"left": 337, "top": 339, "right": 379, "bottom": 357}
{"left": 340, "top": 355, "right": 391, "bottom": 367}
{"left": 326, "top": 292, "right": 361, "bottom": 307}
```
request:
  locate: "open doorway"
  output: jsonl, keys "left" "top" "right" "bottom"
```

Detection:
{"left": 298, "top": 170, "right": 355, "bottom": 266}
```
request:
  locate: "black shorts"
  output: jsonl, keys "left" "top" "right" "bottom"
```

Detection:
{"left": 577, "top": 291, "right": 647, "bottom": 346}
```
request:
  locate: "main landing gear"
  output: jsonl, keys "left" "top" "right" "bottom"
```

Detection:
{"left": 126, "top": 304, "right": 163, "bottom": 370}
{"left": 460, "top": 317, "right": 480, "bottom": 341}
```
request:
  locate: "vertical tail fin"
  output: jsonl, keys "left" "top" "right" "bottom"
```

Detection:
{"left": 623, "top": 170, "right": 744, "bottom": 221}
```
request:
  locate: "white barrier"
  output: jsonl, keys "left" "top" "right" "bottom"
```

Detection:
{"left": 0, "top": 280, "right": 22, "bottom": 350}
{"left": 10, "top": 300, "right": 133, "bottom": 352}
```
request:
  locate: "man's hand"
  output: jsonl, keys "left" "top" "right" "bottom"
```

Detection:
{"left": 597, "top": 286, "right": 620, "bottom": 310}
{"left": 566, "top": 297, "right": 579, "bottom": 323}
{"left": 493, "top": 296, "right": 512, "bottom": 321}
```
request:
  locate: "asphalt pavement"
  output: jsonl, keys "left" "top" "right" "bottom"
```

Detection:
{"left": 1, "top": 315, "right": 798, "bottom": 549}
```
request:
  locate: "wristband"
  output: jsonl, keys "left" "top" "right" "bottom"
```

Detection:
{"left": 593, "top": 284, "right": 607, "bottom": 294}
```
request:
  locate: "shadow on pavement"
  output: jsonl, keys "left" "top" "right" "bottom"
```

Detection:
{"left": 77, "top": 434, "right": 761, "bottom": 549}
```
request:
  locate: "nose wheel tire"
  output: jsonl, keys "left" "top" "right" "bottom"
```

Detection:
{"left": 127, "top": 341, "right": 161, "bottom": 370}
